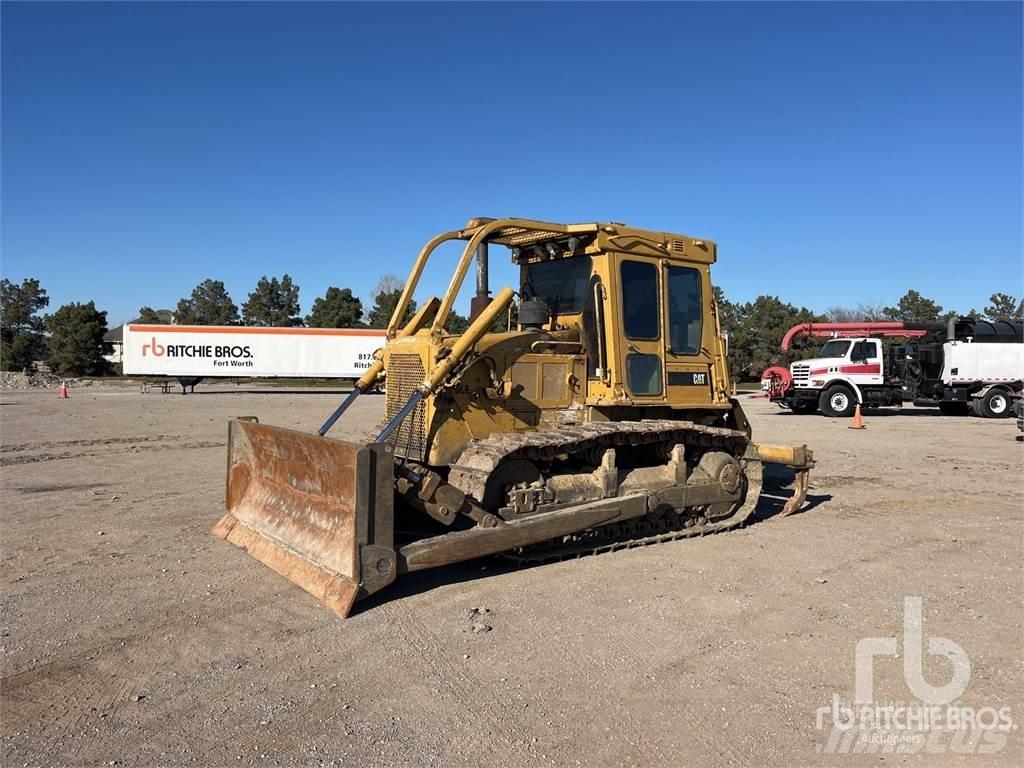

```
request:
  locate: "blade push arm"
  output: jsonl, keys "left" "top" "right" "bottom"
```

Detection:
{"left": 318, "top": 297, "right": 441, "bottom": 436}
{"left": 376, "top": 287, "right": 515, "bottom": 443}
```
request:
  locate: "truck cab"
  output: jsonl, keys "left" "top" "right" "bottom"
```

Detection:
{"left": 771, "top": 336, "right": 902, "bottom": 416}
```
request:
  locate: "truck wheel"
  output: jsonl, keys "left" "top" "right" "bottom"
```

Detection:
{"left": 939, "top": 401, "right": 970, "bottom": 416}
{"left": 790, "top": 400, "right": 818, "bottom": 415}
{"left": 978, "top": 388, "right": 1012, "bottom": 419}
{"left": 819, "top": 386, "right": 855, "bottom": 418}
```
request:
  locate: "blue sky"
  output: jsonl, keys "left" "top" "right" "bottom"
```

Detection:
{"left": 2, "top": 1, "right": 1021, "bottom": 325}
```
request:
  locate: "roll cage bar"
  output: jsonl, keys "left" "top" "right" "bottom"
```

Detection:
{"left": 386, "top": 218, "right": 601, "bottom": 339}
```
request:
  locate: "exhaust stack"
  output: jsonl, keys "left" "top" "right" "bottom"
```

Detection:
{"left": 469, "top": 241, "right": 490, "bottom": 322}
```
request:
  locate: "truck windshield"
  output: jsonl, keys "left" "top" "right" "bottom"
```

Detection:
{"left": 818, "top": 340, "right": 851, "bottom": 358}
{"left": 523, "top": 255, "right": 592, "bottom": 315}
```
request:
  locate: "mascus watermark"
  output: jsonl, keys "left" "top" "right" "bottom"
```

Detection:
{"left": 816, "top": 597, "right": 1016, "bottom": 755}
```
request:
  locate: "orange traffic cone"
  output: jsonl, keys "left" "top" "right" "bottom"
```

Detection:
{"left": 59, "top": 381, "right": 69, "bottom": 399}
{"left": 849, "top": 403, "right": 865, "bottom": 429}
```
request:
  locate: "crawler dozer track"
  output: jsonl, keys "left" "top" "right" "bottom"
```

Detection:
{"left": 448, "top": 419, "right": 750, "bottom": 501}
{"left": 447, "top": 420, "right": 764, "bottom": 563}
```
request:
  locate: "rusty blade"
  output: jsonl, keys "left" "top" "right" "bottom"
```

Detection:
{"left": 212, "top": 419, "right": 365, "bottom": 618}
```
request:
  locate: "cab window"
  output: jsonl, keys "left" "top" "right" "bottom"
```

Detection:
{"left": 626, "top": 354, "right": 663, "bottom": 396}
{"left": 667, "top": 266, "right": 702, "bottom": 355}
{"left": 819, "top": 340, "right": 851, "bottom": 358}
{"left": 620, "top": 260, "right": 659, "bottom": 340}
{"left": 524, "top": 256, "right": 592, "bottom": 315}
{"left": 852, "top": 340, "right": 879, "bottom": 361}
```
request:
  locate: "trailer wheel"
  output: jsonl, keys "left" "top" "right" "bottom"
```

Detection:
{"left": 819, "top": 386, "right": 855, "bottom": 418}
{"left": 978, "top": 388, "right": 1012, "bottom": 419}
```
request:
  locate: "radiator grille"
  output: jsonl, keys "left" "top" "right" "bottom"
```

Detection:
{"left": 385, "top": 354, "right": 428, "bottom": 461}
{"left": 792, "top": 363, "right": 811, "bottom": 386}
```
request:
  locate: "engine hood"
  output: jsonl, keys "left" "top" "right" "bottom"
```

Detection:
{"left": 790, "top": 357, "right": 836, "bottom": 371}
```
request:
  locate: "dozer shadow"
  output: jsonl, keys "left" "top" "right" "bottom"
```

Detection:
{"left": 353, "top": 463, "right": 829, "bottom": 615}
{"left": 774, "top": 406, "right": 977, "bottom": 419}
{"left": 747, "top": 462, "right": 831, "bottom": 523}
{"left": 191, "top": 388, "right": 360, "bottom": 396}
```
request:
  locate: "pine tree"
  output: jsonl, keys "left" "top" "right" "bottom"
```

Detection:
{"left": 45, "top": 301, "right": 110, "bottom": 376}
{"left": 983, "top": 293, "right": 1023, "bottom": 323}
{"left": 307, "top": 287, "right": 364, "bottom": 328}
{"left": 176, "top": 280, "right": 240, "bottom": 325}
{"left": 883, "top": 290, "right": 944, "bottom": 324}
{"left": 0, "top": 278, "right": 49, "bottom": 371}
{"left": 242, "top": 274, "right": 303, "bottom": 327}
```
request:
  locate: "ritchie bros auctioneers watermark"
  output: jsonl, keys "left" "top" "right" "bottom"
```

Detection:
{"left": 816, "top": 597, "right": 1016, "bottom": 755}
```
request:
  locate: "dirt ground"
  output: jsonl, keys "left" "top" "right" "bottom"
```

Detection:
{"left": 2, "top": 383, "right": 1021, "bottom": 767}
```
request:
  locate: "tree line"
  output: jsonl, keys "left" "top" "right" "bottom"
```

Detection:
{"left": 148, "top": 273, "right": 471, "bottom": 333}
{"left": 0, "top": 273, "right": 472, "bottom": 377}
{"left": 2, "top": 272, "right": 1021, "bottom": 379}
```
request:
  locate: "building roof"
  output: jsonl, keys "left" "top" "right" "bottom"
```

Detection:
{"left": 137, "top": 309, "right": 175, "bottom": 324}
{"left": 105, "top": 309, "right": 175, "bottom": 343}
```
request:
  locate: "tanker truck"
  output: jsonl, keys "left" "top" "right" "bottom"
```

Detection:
{"left": 762, "top": 318, "right": 1023, "bottom": 418}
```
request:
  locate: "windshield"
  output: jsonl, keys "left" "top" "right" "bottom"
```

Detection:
{"left": 523, "top": 255, "right": 592, "bottom": 315}
{"left": 818, "top": 340, "right": 852, "bottom": 358}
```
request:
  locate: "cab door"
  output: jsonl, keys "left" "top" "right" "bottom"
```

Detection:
{"left": 617, "top": 258, "right": 665, "bottom": 401}
{"left": 849, "top": 339, "right": 883, "bottom": 384}
{"left": 663, "top": 264, "right": 713, "bottom": 405}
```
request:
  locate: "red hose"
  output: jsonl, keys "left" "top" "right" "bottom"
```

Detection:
{"left": 760, "top": 365, "right": 793, "bottom": 397}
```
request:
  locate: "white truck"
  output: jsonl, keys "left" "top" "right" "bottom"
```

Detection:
{"left": 123, "top": 324, "right": 387, "bottom": 393}
{"left": 763, "top": 318, "right": 1023, "bottom": 418}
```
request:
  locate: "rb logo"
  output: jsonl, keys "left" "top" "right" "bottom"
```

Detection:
{"left": 855, "top": 596, "right": 971, "bottom": 705}
{"left": 141, "top": 337, "right": 165, "bottom": 357}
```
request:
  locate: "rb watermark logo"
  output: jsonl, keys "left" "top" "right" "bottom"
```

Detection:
{"left": 816, "top": 597, "right": 1015, "bottom": 755}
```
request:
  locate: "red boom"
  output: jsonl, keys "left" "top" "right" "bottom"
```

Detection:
{"left": 779, "top": 322, "right": 930, "bottom": 351}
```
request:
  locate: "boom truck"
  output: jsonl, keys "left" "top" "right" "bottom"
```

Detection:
{"left": 762, "top": 319, "right": 1024, "bottom": 418}
{"left": 212, "top": 217, "right": 817, "bottom": 618}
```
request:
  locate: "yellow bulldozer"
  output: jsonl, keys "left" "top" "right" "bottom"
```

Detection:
{"left": 213, "top": 217, "right": 814, "bottom": 617}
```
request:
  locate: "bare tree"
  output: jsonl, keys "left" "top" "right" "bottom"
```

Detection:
{"left": 824, "top": 303, "right": 888, "bottom": 323}
{"left": 372, "top": 274, "right": 404, "bottom": 297}
{"left": 368, "top": 274, "right": 416, "bottom": 329}
{"left": 824, "top": 306, "right": 862, "bottom": 323}
{"left": 857, "top": 302, "right": 887, "bottom": 321}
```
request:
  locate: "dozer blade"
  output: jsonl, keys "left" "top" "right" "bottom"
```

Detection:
{"left": 212, "top": 419, "right": 396, "bottom": 618}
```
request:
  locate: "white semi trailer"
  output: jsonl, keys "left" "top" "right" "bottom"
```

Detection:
{"left": 123, "top": 324, "right": 387, "bottom": 393}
